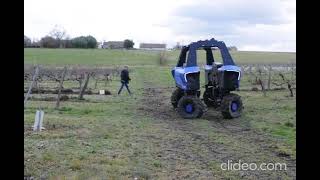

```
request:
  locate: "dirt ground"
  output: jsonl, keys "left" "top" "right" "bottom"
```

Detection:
{"left": 136, "top": 81, "right": 296, "bottom": 179}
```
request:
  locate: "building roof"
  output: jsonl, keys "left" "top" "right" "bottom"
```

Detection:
{"left": 102, "top": 41, "right": 125, "bottom": 48}
{"left": 139, "top": 43, "right": 166, "bottom": 48}
{"left": 103, "top": 41, "right": 124, "bottom": 45}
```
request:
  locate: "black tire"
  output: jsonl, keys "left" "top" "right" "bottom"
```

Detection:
{"left": 203, "top": 89, "right": 217, "bottom": 107}
{"left": 171, "top": 88, "right": 184, "bottom": 108}
{"left": 221, "top": 93, "right": 243, "bottom": 119}
{"left": 177, "top": 95, "right": 205, "bottom": 119}
{"left": 196, "top": 90, "right": 201, "bottom": 98}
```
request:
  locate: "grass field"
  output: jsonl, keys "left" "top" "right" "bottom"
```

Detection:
{"left": 24, "top": 49, "right": 296, "bottom": 179}
{"left": 24, "top": 48, "right": 296, "bottom": 66}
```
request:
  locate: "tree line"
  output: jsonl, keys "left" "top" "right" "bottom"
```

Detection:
{"left": 24, "top": 25, "right": 135, "bottom": 49}
{"left": 24, "top": 25, "right": 98, "bottom": 48}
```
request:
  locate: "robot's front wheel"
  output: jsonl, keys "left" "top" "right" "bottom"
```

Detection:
{"left": 177, "top": 95, "right": 205, "bottom": 119}
{"left": 220, "top": 93, "right": 243, "bottom": 119}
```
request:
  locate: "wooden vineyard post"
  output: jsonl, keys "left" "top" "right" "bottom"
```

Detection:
{"left": 267, "top": 65, "right": 272, "bottom": 90}
{"left": 79, "top": 72, "right": 91, "bottom": 100}
{"left": 95, "top": 79, "right": 98, "bottom": 89}
{"left": 55, "top": 66, "right": 67, "bottom": 109}
{"left": 24, "top": 65, "right": 39, "bottom": 107}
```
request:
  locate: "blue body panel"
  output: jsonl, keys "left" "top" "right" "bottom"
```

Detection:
{"left": 172, "top": 66, "right": 200, "bottom": 90}
{"left": 204, "top": 65, "right": 213, "bottom": 71}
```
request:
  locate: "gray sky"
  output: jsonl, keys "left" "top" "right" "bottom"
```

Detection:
{"left": 24, "top": 0, "right": 296, "bottom": 52}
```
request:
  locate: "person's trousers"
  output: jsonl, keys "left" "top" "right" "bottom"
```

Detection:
{"left": 118, "top": 82, "right": 131, "bottom": 94}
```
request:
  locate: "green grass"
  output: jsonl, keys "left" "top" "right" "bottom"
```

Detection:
{"left": 24, "top": 48, "right": 296, "bottom": 66}
{"left": 24, "top": 49, "right": 296, "bottom": 179}
{"left": 24, "top": 48, "right": 160, "bottom": 66}
{"left": 238, "top": 90, "right": 296, "bottom": 155}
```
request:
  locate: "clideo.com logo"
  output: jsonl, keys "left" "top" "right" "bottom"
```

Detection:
{"left": 221, "top": 160, "right": 287, "bottom": 171}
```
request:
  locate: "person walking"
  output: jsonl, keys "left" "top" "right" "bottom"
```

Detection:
{"left": 118, "top": 66, "right": 131, "bottom": 95}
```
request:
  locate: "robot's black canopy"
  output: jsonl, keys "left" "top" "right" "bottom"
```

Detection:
{"left": 176, "top": 38, "right": 235, "bottom": 67}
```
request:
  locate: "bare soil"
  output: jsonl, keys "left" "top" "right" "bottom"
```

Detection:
{"left": 136, "top": 81, "right": 296, "bottom": 179}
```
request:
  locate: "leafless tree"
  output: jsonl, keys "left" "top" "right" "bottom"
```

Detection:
{"left": 256, "top": 68, "right": 267, "bottom": 96}
{"left": 49, "top": 25, "right": 67, "bottom": 48}
{"left": 275, "top": 73, "right": 295, "bottom": 97}
{"left": 248, "top": 66, "right": 267, "bottom": 96}
{"left": 24, "top": 66, "right": 39, "bottom": 107}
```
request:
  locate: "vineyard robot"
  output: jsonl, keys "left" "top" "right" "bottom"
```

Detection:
{"left": 171, "top": 38, "right": 243, "bottom": 119}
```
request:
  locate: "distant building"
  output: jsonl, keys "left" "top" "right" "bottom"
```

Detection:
{"left": 139, "top": 43, "right": 166, "bottom": 50}
{"left": 102, "top": 41, "right": 125, "bottom": 49}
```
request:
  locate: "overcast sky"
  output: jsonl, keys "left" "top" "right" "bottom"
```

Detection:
{"left": 24, "top": 0, "right": 296, "bottom": 52}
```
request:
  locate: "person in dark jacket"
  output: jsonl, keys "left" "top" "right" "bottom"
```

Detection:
{"left": 118, "top": 66, "right": 131, "bottom": 95}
